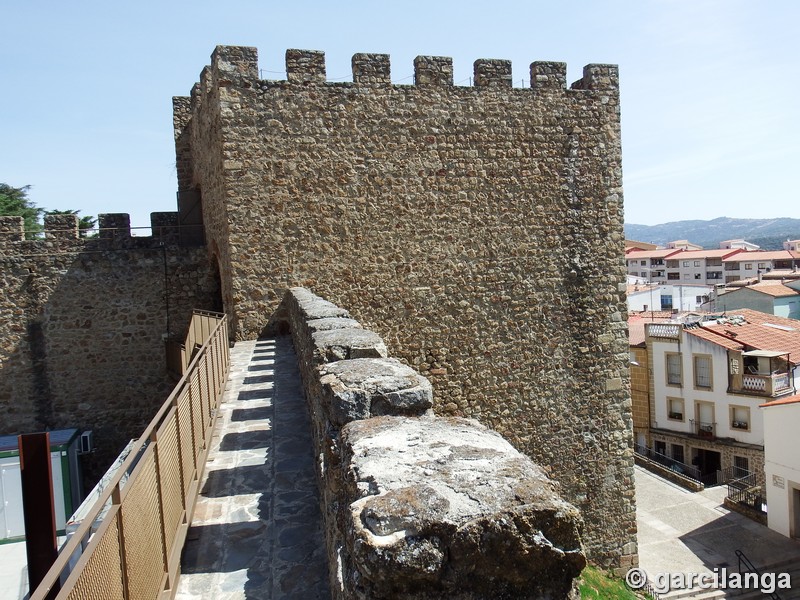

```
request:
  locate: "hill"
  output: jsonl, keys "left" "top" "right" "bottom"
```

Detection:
{"left": 624, "top": 217, "right": 800, "bottom": 250}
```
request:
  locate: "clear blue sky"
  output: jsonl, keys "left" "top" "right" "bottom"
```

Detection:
{"left": 1, "top": 0, "right": 797, "bottom": 229}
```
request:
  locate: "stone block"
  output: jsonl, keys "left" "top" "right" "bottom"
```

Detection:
{"left": 319, "top": 358, "right": 432, "bottom": 426}
{"left": 336, "top": 416, "right": 586, "bottom": 598}
{"left": 311, "top": 328, "right": 388, "bottom": 364}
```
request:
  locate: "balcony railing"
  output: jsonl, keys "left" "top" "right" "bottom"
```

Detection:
{"left": 31, "top": 310, "right": 230, "bottom": 600}
{"left": 690, "top": 419, "right": 716, "bottom": 440}
{"left": 732, "top": 372, "right": 792, "bottom": 398}
{"left": 647, "top": 323, "right": 681, "bottom": 339}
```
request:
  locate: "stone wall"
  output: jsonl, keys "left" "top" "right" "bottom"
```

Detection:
{"left": 175, "top": 46, "right": 635, "bottom": 568}
{"left": 0, "top": 214, "right": 218, "bottom": 483}
{"left": 284, "top": 288, "right": 586, "bottom": 599}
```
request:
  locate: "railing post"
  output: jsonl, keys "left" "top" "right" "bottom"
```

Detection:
{"left": 113, "top": 485, "right": 131, "bottom": 600}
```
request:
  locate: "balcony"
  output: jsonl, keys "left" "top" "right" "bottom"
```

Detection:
{"left": 734, "top": 372, "right": 791, "bottom": 397}
{"left": 690, "top": 419, "right": 716, "bottom": 440}
{"left": 647, "top": 323, "right": 681, "bottom": 339}
{"left": 729, "top": 350, "right": 793, "bottom": 398}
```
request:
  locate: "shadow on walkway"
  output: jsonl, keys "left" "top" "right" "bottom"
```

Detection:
{"left": 177, "top": 336, "right": 330, "bottom": 599}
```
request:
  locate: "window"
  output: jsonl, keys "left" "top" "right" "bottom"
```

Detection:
{"left": 694, "top": 273, "right": 702, "bottom": 279}
{"left": 694, "top": 355, "right": 712, "bottom": 389}
{"left": 641, "top": 272, "right": 648, "bottom": 278}
{"left": 641, "top": 260, "right": 647, "bottom": 266}
{"left": 654, "top": 440, "right": 666, "bottom": 456}
{"left": 694, "top": 260, "right": 701, "bottom": 267}
{"left": 683, "top": 261, "right": 690, "bottom": 267}
{"left": 758, "top": 263, "right": 766, "bottom": 269}
{"left": 733, "top": 455, "right": 749, "bottom": 478}
{"left": 660, "top": 295, "right": 673, "bottom": 310}
{"left": 667, "top": 260, "right": 679, "bottom": 268}
{"left": 668, "top": 272, "right": 680, "bottom": 280}
{"left": 696, "top": 296, "right": 703, "bottom": 304}
{"left": 671, "top": 444, "right": 684, "bottom": 464}
{"left": 730, "top": 406, "right": 750, "bottom": 431}
{"left": 744, "top": 263, "right": 752, "bottom": 270}
{"left": 666, "top": 353, "right": 682, "bottom": 386}
{"left": 668, "top": 397, "right": 684, "bottom": 421}
{"left": 683, "top": 273, "right": 691, "bottom": 280}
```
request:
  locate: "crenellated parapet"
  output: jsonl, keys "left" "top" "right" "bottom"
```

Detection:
{"left": 185, "top": 45, "right": 619, "bottom": 92}
{"left": 0, "top": 212, "right": 196, "bottom": 254}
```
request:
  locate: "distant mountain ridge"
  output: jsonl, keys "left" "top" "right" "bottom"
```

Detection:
{"left": 624, "top": 217, "right": 800, "bottom": 251}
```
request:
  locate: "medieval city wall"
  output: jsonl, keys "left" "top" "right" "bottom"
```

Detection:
{"left": 176, "top": 45, "right": 635, "bottom": 568}
{"left": 0, "top": 214, "right": 218, "bottom": 482}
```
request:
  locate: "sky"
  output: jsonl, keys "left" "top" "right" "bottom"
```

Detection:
{"left": 1, "top": 0, "right": 798, "bottom": 230}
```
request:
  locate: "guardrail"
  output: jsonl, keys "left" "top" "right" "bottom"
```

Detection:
{"left": 31, "top": 310, "right": 229, "bottom": 600}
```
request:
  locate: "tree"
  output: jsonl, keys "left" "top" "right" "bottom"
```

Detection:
{"left": 0, "top": 183, "right": 43, "bottom": 237}
{"left": 46, "top": 209, "right": 97, "bottom": 238}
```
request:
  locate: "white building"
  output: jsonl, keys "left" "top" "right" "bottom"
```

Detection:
{"left": 762, "top": 394, "right": 800, "bottom": 539}
{"left": 644, "top": 309, "right": 800, "bottom": 486}
{"left": 627, "top": 283, "right": 712, "bottom": 313}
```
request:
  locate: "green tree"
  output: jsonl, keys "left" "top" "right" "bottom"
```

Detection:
{"left": 0, "top": 183, "right": 43, "bottom": 237}
{"left": 46, "top": 209, "right": 97, "bottom": 238}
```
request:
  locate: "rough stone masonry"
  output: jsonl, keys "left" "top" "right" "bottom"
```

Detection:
{"left": 175, "top": 45, "right": 635, "bottom": 569}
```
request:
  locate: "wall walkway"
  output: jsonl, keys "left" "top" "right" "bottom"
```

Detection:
{"left": 176, "top": 336, "right": 329, "bottom": 599}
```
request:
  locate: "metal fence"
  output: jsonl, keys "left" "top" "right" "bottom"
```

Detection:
{"left": 634, "top": 444, "right": 702, "bottom": 482}
{"left": 31, "top": 310, "right": 229, "bottom": 600}
{"left": 727, "top": 473, "right": 767, "bottom": 515}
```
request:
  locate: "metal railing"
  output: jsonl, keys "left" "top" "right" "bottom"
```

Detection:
{"left": 727, "top": 474, "right": 767, "bottom": 515}
{"left": 735, "top": 549, "right": 780, "bottom": 600}
{"left": 31, "top": 310, "right": 229, "bottom": 600}
{"left": 690, "top": 419, "right": 716, "bottom": 440}
{"left": 634, "top": 444, "right": 702, "bottom": 482}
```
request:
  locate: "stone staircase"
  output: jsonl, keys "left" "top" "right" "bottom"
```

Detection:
{"left": 658, "top": 557, "right": 800, "bottom": 599}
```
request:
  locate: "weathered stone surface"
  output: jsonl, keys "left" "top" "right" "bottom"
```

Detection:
{"left": 286, "top": 289, "right": 586, "bottom": 598}
{"left": 312, "top": 328, "right": 388, "bottom": 364}
{"left": 338, "top": 416, "right": 585, "bottom": 598}
{"left": 319, "top": 358, "right": 432, "bottom": 425}
{"left": 307, "top": 317, "right": 363, "bottom": 333}
{"left": 292, "top": 287, "right": 351, "bottom": 321}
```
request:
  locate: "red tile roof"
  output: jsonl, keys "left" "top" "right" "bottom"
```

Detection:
{"left": 677, "top": 248, "right": 743, "bottom": 259}
{"left": 628, "top": 313, "right": 673, "bottom": 347}
{"left": 625, "top": 249, "right": 682, "bottom": 259}
{"left": 698, "top": 309, "right": 800, "bottom": 364}
{"left": 761, "top": 393, "right": 800, "bottom": 408}
{"left": 722, "top": 250, "right": 795, "bottom": 262}
{"left": 745, "top": 283, "right": 800, "bottom": 298}
{"left": 685, "top": 326, "right": 745, "bottom": 351}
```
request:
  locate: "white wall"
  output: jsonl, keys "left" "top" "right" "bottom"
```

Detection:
{"left": 763, "top": 402, "right": 800, "bottom": 538}
{"left": 650, "top": 332, "right": 765, "bottom": 446}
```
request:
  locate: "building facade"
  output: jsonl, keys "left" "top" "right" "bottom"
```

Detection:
{"left": 644, "top": 310, "right": 800, "bottom": 487}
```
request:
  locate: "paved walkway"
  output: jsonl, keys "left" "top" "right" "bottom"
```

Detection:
{"left": 636, "top": 465, "right": 800, "bottom": 598}
{"left": 176, "top": 336, "right": 330, "bottom": 600}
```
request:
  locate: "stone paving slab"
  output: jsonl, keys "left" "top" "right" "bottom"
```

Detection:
{"left": 176, "top": 336, "right": 330, "bottom": 600}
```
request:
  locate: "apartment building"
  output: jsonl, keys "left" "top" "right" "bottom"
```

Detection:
{"left": 643, "top": 309, "right": 800, "bottom": 487}
{"left": 722, "top": 250, "right": 798, "bottom": 283}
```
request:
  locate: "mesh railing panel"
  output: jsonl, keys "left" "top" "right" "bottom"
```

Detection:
{"left": 121, "top": 449, "right": 166, "bottom": 600}
{"left": 64, "top": 514, "right": 125, "bottom": 600}
{"left": 157, "top": 413, "right": 184, "bottom": 555}
{"left": 177, "top": 386, "right": 196, "bottom": 496}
